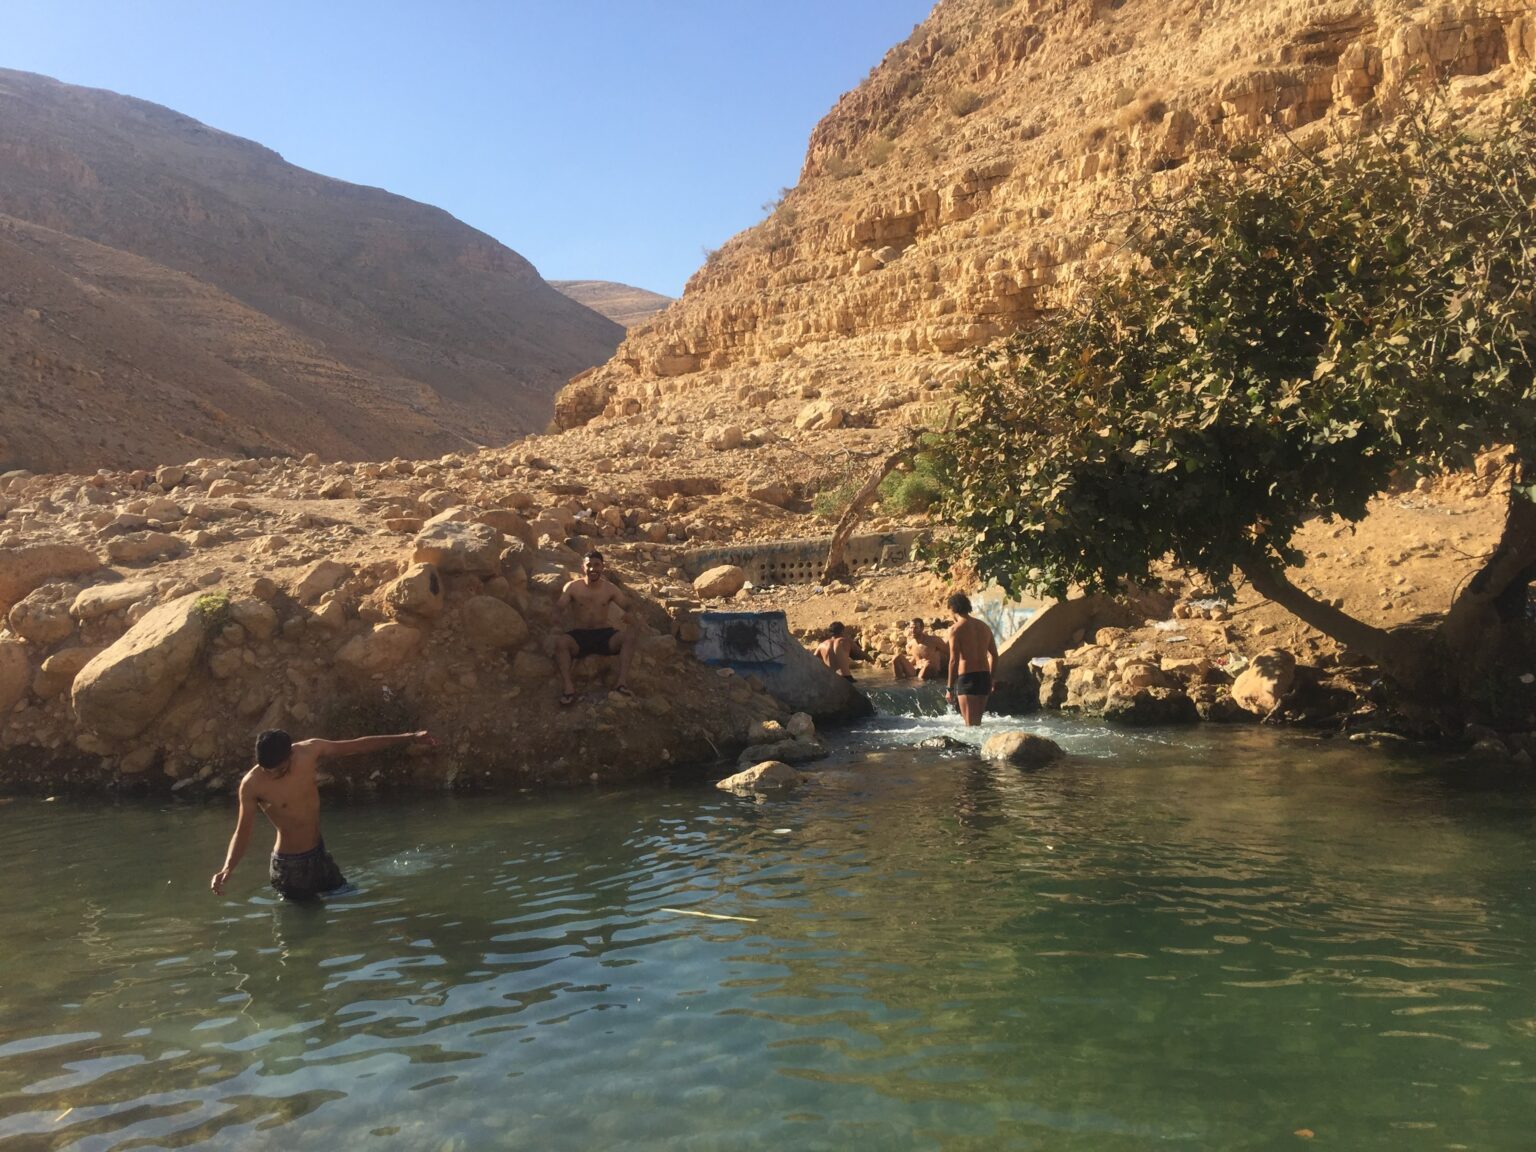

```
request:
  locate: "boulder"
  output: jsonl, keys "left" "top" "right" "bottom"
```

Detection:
{"left": 746, "top": 481, "right": 794, "bottom": 508}
{"left": 460, "top": 596, "right": 530, "bottom": 651}
{"left": 71, "top": 580, "right": 158, "bottom": 621}
{"left": 738, "top": 737, "right": 828, "bottom": 767}
{"left": 1102, "top": 687, "right": 1199, "bottom": 726}
{"left": 72, "top": 594, "right": 208, "bottom": 740}
{"left": 916, "top": 735, "right": 970, "bottom": 751}
{"left": 335, "top": 622, "right": 423, "bottom": 676}
{"left": 384, "top": 563, "right": 445, "bottom": 619}
{"left": 747, "top": 718, "right": 788, "bottom": 745}
{"left": 228, "top": 598, "right": 278, "bottom": 642}
{"left": 794, "top": 399, "right": 846, "bottom": 431}
{"left": 694, "top": 565, "right": 747, "bottom": 599}
{"left": 708, "top": 425, "right": 743, "bottom": 451}
{"left": 717, "top": 760, "right": 804, "bottom": 796}
{"left": 786, "top": 712, "right": 816, "bottom": 740}
{"left": 981, "top": 730, "right": 1066, "bottom": 767}
{"left": 7, "top": 588, "right": 76, "bottom": 645}
{"left": 0, "top": 639, "right": 29, "bottom": 716}
{"left": 412, "top": 522, "right": 504, "bottom": 576}
{"left": 475, "top": 508, "right": 537, "bottom": 551}
{"left": 0, "top": 544, "right": 102, "bottom": 612}
{"left": 33, "top": 646, "right": 104, "bottom": 698}
{"left": 1231, "top": 648, "right": 1298, "bottom": 716}
{"left": 294, "top": 560, "right": 351, "bottom": 605}
{"left": 106, "top": 531, "right": 184, "bottom": 565}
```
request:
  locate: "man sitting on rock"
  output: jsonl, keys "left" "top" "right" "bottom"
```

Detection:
{"left": 815, "top": 621, "right": 855, "bottom": 680}
{"left": 945, "top": 592, "right": 998, "bottom": 726}
{"left": 553, "top": 550, "right": 635, "bottom": 705}
{"left": 210, "top": 726, "right": 436, "bottom": 901}
{"left": 893, "top": 617, "right": 948, "bottom": 681}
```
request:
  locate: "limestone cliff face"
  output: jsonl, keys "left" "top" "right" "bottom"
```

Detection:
{"left": 555, "top": 0, "right": 1536, "bottom": 435}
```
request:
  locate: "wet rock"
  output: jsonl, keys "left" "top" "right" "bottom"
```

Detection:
{"left": 1103, "top": 687, "right": 1199, "bottom": 726}
{"left": 717, "top": 760, "right": 804, "bottom": 795}
{"left": 981, "top": 730, "right": 1065, "bottom": 767}
{"left": 738, "top": 737, "right": 828, "bottom": 766}
{"left": 747, "top": 718, "right": 788, "bottom": 744}
{"left": 916, "top": 735, "right": 970, "bottom": 751}
{"left": 1231, "top": 648, "right": 1297, "bottom": 716}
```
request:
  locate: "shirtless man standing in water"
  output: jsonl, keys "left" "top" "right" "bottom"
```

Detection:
{"left": 210, "top": 728, "right": 435, "bottom": 901}
{"left": 944, "top": 592, "right": 998, "bottom": 726}
{"left": 553, "top": 550, "right": 635, "bottom": 705}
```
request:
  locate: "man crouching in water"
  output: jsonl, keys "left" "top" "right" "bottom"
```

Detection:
{"left": 944, "top": 592, "right": 998, "bottom": 726}
{"left": 210, "top": 727, "right": 435, "bottom": 901}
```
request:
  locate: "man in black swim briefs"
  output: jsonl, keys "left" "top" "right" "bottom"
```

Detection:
{"left": 552, "top": 551, "right": 636, "bottom": 706}
{"left": 210, "top": 727, "right": 436, "bottom": 901}
{"left": 944, "top": 591, "right": 998, "bottom": 726}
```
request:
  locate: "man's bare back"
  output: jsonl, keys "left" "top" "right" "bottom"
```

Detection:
{"left": 944, "top": 593, "right": 998, "bottom": 726}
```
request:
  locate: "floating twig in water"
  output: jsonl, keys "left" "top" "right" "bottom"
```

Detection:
{"left": 659, "top": 907, "right": 758, "bottom": 923}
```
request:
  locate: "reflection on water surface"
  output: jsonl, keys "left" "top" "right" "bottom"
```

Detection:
{"left": 1, "top": 718, "right": 1533, "bottom": 1150}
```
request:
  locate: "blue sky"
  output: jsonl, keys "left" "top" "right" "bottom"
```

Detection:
{"left": 3, "top": 1, "right": 935, "bottom": 297}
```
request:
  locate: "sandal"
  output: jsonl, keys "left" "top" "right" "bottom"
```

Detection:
{"left": 559, "top": 692, "right": 577, "bottom": 707}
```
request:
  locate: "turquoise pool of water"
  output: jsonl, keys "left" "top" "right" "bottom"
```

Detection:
{"left": 1, "top": 712, "right": 1533, "bottom": 1150}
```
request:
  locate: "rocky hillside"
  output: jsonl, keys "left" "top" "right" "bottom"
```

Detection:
{"left": 555, "top": 0, "right": 1536, "bottom": 445}
{"left": 552, "top": 280, "right": 673, "bottom": 328}
{"left": 0, "top": 68, "right": 624, "bottom": 473}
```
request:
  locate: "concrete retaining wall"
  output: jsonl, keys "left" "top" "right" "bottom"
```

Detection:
{"left": 683, "top": 530, "right": 928, "bottom": 586}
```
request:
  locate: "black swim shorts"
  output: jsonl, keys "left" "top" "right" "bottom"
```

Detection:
{"left": 954, "top": 671, "right": 993, "bottom": 696}
{"left": 269, "top": 842, "right": 348, "bottom": 901}
{"left": 569, "top": 627, "right": 618, "bottom": 659}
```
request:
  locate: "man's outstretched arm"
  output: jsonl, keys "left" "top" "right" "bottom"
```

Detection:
{"left": 302, "top": 731, "right": 436, "bottom": 760}
{"left": 211, "top": 777, "right": 256, "bottom": 895}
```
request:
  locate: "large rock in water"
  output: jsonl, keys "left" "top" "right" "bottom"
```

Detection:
{"left": 981, "top": 730, "right": 1066, "bottom": 767}
{"left": 717, "top": 760, "right": 805, "bottom": 796}
{"left": 1231, "top": 648, "right": 1297, "bottom": 716}
{"left": 0, "top": 544, "right": 101, "bottom": 612}
{"left": 72, "top": 594, "right": 207, "bottom": 740}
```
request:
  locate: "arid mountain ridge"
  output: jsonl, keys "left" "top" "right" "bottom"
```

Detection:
{"left": 0, "top": 67, "right": 623, "bottom": 474}
{"left": 551, "top": 281, "right": 673, "bottom": 329}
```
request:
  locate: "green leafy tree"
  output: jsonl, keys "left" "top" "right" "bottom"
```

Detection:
{"left": 939, "top": 90, "right": 1536, "bottom": 724}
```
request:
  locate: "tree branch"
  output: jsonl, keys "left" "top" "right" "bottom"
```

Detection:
{"left": 1236, "top": 556, "right": 1409, "bottom": 672}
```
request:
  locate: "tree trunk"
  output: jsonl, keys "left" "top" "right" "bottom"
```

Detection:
{"left": 821, "top": 447, "right": 911, "bottom": 584}
{"left": 1438, "top": 457, "right": 1536, "bottom": 722}
{"left": 1234, "top": 559, "right": 1413, "bottom": 675}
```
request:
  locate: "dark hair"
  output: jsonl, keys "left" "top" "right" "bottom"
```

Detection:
{"left": 911, "top": 617, "right": 924, "bottom": 628}
{"left": 947, "top": 592, "right": 972, "bottom": 615}
{"left": 255, "top": 729, "right": 292, "bottom": 769}
{"left": 585, "top": 550, "right": 604, "bottom": 563}
{"left": 828, "top": 621, "right": 845, "bottom": 637}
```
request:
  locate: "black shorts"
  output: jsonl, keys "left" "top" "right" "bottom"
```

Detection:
{"left": 270, "top": 842, "right": 347, "bottom": 901}
{"left": 569, "top": 627, "right": 617, "bottom": 659}
{"left": 954, "top": 671, "right": 993, "bottom": 696}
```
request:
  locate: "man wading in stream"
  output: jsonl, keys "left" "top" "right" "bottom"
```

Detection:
{"left": 210, "top": 728, "right": 436, "bottom": 900}
{"left": 945, "top": 592, "right": 998, "bottom": 726}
